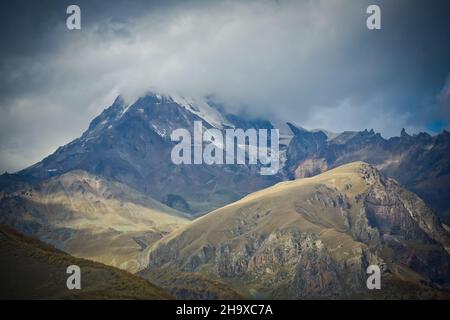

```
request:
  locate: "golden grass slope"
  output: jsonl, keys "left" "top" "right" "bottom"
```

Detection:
{"left": 143, "top": 162, "right": 450, "bottom": 299}
{"left": 149, "top": 162, "right": 372, "bottom": 264}
{"left": 0, "top": 170, "right": 190, "bottom": 272}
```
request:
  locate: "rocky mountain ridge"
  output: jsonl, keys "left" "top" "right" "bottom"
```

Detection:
{"left": 17, "top": 94, "right": 281, "bottom": 214}
{"left": 286, "top": 124, "right": 450, "bottom": 224}
{"left": 142, "top": 162, "right": 450, "bottom": 299}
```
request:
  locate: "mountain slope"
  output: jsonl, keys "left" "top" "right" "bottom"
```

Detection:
{"left": 142, "top": 162, "right": 450, "bottom": 299}
{"left": 18, "top": 94, "right": 281, "bottom": 214}
{"left": 0, "top": 224, "right": 171, "bottom": 299}
{"left": 10, "top": 93, "right": 449, "bottom": 220}
{"left": 286, "top": 126, "right": 450, "bottom": 224}
{"left": 0, "top": 170, "right": 189, "bottom": 272}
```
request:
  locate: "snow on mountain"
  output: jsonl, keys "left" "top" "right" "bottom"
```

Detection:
{"left": 167, "top": 94, "right": 233, "bottom": 129}
{"left": 111, "top": 92, "right": 233, "bottom": 130}
{"left": 18, "top": 92, "right": 281, "bottom": 214}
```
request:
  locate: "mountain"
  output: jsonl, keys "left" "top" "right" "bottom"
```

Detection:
{"left": 18, "top": 94, "right": 283, "bottom": 214}
{"left": 286, "top": 125, "right": 450, "bottom": 224}
{"left": 0, "top": 170, "right": 189, "bottom": 272}
{"left": 2, "top": 91, "right": 450, "bottom": 299}
{"left": 140, "top": 269, "right": 243, "bottom": 300}
{"left": 141, "top": 162, "right": 450, "bottom": 299}
{"left": 0, "top": 224, "right": 171, "bottom": 299}
{"left": 13, "top": 93, "right": 449, "bottom": 221}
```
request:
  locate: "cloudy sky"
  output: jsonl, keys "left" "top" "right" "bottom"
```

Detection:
{"left": 0, "top": 0, "right": 449, "bottom": 173}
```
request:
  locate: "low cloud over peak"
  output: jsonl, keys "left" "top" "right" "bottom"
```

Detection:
{"left": 0, "top": 0, "right": 449, "bottom": 172}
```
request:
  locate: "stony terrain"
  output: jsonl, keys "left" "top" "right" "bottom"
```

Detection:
{"left": 142, "top": 162, "right": 450, "bottom": 299}
{"left": 286, "top": 124, "right": 450, "bottom": 224}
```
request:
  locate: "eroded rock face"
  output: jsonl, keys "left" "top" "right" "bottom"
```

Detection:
{"left": 148, "top": 229, "right": 378, "bottom": 298}
{"left": 359, "top": 165, "right": 450, "bottom": 245}
{"left": 144, "top": 163, "right": 450, "bottom": 299}
{"left": 294, "top": 158, "right": 328, "bottom": 179}
{"left": 358, "top": 166, "right": 450, "bottom": 286}
{"left": 365, "top": 181, "right": 433, "bottom": 242}
{"left": 286, "top": 126, "right": 450, "bottom": 224}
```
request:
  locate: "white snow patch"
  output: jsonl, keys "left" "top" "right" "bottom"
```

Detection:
{"left": 169, "top": 94, "right": 232, "bottom": 129}
{"left": 151, "top": 124, "right": 167, "bottom": 138}
{"left": 119, "top": 104, "right": 132, "bottom": 117}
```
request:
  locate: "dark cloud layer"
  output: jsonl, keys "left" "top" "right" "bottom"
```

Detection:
{"left": 0, "top": 0, "right": 449, "bottom": 172}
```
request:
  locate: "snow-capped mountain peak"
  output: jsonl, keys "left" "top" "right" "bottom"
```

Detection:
{"left": 168, "top": 94, "right": 232, "bottom": 129}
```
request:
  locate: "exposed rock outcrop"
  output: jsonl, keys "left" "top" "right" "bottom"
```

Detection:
{"left": 142, "top": 162, "right": 450, "bottom": 299}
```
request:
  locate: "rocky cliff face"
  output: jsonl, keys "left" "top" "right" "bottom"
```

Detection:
{"left": 142, "top": 162, "right": 450, "bottom": 299}
{"left": 286, "top": 126, "right": 450, "bottom": 224}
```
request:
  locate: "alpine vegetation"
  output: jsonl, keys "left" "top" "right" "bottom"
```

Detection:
{"left": 170, "top": 121, "right": 280, "bottom": 175}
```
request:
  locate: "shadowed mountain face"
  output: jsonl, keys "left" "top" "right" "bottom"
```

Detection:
{"left": 18, "top": 94, "right": 280, "bottom": 214}
{"left": 0, "top": 224, "right": 171, "bottom": 299}
{"left": 286, "top": 125, "right": 450, "bottom": 224}
{"left": 142, "top": 163, "right": 450, "bottom": 299}
{"left": 0, "top": 170, "right": 189, "bottom": 272}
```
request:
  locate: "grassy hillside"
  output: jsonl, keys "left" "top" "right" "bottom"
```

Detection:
{"left": 142, "top": 162, "right": 450, "bottom": 299}
{"left": 0, "top": 170, "right": 190, "bottom": 272}
{"left": 0, "top": 224, "right": 172, "bottom": 299}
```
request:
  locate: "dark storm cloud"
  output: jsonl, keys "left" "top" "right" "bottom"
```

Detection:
{"left": 0, "top": 0, "right": 449, "bottom": 172}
